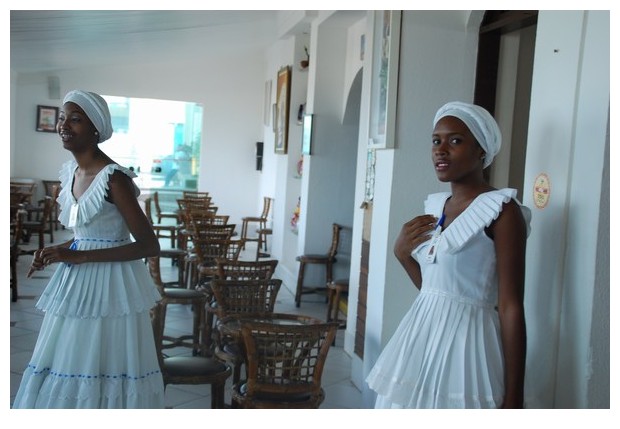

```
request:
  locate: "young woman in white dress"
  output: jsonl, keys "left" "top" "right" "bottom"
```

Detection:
{"left": 366, "top": 101, "right": 531, "bottom": 408}
{"left": 13, "top": 90, "right": 165, "bottom": 408}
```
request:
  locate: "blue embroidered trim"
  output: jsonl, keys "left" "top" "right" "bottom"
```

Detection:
{"left": 26, "top": 364, "right": 161, "bottom": 380}
{"left": 73, "top": 237, "right": 130, "bottom": 244}
{"left": 66, "top": 237, "right": 130, "bottom": 267}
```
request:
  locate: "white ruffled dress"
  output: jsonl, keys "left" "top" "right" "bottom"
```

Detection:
{"left": 366, "top": 188, "right": 531, "bottom": 408}
{"left": 12, "top": 160, "right": 165, "bottom": 409}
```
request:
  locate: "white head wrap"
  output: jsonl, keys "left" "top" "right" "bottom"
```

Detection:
{"left": 63, "top": 90, "right": 113, "bottom": 143}
{"left": 433, "top": 101, "right": 501, "bottom": 168}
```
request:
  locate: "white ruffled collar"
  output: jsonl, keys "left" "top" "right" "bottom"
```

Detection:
{"left": 424, "top": 188, "right": 531, "bottom": 253}
{"left": 57, "top": 160, "right": 138, "bottom": 227}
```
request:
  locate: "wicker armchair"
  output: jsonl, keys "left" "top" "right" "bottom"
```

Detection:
{"left": 215, "top": 259, "right": 278, "bottom": 281}
{"left": 189, "top": 235, "right": 243, "bottom": 287}
{"left": 210, "top": 278, "right": 282, "bottom": 387}
{"left": 231, "top": 316, "right": 338, "bottom": 408}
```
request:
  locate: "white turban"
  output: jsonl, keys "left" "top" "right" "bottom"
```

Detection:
{"left": 433, "top": 101, "right": 501, "bottom": 168}
{"left": 63, "top": 90, "right": 114, "bottom": 143}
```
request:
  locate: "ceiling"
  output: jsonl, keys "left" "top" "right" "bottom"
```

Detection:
{"left": 10, "top": 10, "right": 281, "bottom": 73}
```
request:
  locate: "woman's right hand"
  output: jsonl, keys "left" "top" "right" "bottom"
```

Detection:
{"left": 393, "top": 214, "right": 437, "bottom": 262}
{"left": 27, "top": 249, "right": 45, "bottom": 278}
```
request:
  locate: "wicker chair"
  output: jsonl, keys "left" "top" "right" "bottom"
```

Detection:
{"left": 198, "top": 259, "right": 278, "bottom": 360}
{"left": 188, "top": 210, "right": 229, "bottom": 227}
{"left": 11, "top": 205, "right": 27, "bottom": 302}
{"left": 210, "top": 278, "right": 282, "bottom": 386}
{"left": 182, "top": 190, "right": 210, "bottom": 199}
{"left": 147, "top": 255, "right": 208, "bottom": 355}
{"left": 240, "top": 196, "right": 272, "bottom": 250}
{"left": 42, "top": 180, "right": 62, "bottom": 231}
{"left": 294, "top": 223, "right": 343, "bottom": 307}
{"left": 144, "top": 196, "right": 179, "bottom": 248}
{"left": 215, "top": 259, "right": 278, "bottom": 281}
{"left": 188, "top": 235, "right": 242, "bottom": 286}
{"left": 153, "top": 191, "right": 180, "bottom": 224}
{"left": 150, "top": 303, "right": 231, "bottom": 409}
{"left": 177, "top": 200, "right": 220, "bottom": 250}
{"left": 21, "top": 195, "right": 55, "bottom": 251}
{"left": 231, "top": 316, "right": 338, "bottom": 408}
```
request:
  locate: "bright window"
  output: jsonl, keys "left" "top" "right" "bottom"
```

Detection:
{"left": 102, "top": 95, "right": 202, "bottom": 191}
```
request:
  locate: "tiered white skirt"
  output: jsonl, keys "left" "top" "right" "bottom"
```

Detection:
{"left": 13, "top": 239, "right": 164, "bottom": 409}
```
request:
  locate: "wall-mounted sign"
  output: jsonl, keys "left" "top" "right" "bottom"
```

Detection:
{"left": 533, "top": 173, "right": 551, "bottom": 209}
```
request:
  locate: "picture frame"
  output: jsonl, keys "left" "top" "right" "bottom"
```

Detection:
{"left": 36, "top": 105, "right": 59, "bottom": 133}
{"left": 368, "top": 10, "right": 402, "bottom": 149}
{"left": 301, "top": 113, "right": 313, "bottom": 155}
{"left": 274, "top": 66, "right": 292, "bottom": 154}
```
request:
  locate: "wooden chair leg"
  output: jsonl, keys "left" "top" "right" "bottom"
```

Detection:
{"left": 211, "top": 382, "right": 226, "bottom": 409}
{"left": 295, "top": 261, "right": 306, "bottom": 308}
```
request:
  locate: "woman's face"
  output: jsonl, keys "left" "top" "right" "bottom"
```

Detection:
{"left": 431, "top": 115, "right": 485, "bottom": 183}
{"left": 57, "top": 102, "right": 98, "bottom": 151}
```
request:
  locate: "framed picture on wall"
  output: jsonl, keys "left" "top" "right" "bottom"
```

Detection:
{"left": 368, "top": 10, "right": 402, "bottom": 149}
{"left": 36, "top": 105, "right": 59, "bottom": 133}
{"left": 274, "top": 66, "right": 291, "bottom": 154}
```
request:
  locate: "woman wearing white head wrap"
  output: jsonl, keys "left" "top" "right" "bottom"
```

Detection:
{"left": 366, "top": 101, "right": 531, "bottom": 409}
{"left": 433, "top": 101, "right": 502, "bottom": 168}
{"left": 62, "top": 90, "right": 114, "bottom": 143}
{"left": 12, "top": 90, "right": 166, "bottom": 408}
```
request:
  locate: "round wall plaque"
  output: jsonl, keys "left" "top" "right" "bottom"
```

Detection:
{"left": 533, "top": 173, "right": 551, "bottom": 209}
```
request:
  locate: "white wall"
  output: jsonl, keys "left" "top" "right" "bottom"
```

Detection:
{"left": 262, "top": 35, "right": 303, "bottom": 292}
{"left": 275, "top": 11, "right": 363, "bottom": 297}
{"left": 522, "top": 10, "right": 609, "bottom": 408}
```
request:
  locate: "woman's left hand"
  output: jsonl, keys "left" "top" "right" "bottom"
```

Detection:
{"left": 37, "top": 246, "right": 84, "bottom": 267}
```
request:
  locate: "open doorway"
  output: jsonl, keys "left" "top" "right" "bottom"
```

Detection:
{"left": 474, "top": 11, "right": 538, "bottom": 201}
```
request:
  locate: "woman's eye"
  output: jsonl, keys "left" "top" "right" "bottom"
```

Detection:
{"left": 431, "top": 138, "right": 440, "bottom": 145}
{"left": 450, "top": 137, "right": 461, "bottom": 145}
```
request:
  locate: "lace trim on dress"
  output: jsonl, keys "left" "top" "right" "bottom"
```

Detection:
{"left": 57, "top": 160, "right": 139, "bottom": 227}
{"left": 423, "top": 188, "right": 531, "bottom": 254}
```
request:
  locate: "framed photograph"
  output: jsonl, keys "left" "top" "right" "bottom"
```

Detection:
{"left": 274, "top": 66, "right": 291, "bottom": 154}
{"left": 36, "top": 105, "right": 59, "bottom": 133}
{"left": 301, "top": 113, "right": 313, "bottom": 155}
{"left": 368, "top": 10, "right": 402, "bottom": 149}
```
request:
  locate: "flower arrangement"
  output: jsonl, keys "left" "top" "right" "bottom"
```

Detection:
{"left": 290, "top": 197, "right": 301, "bottom": 233}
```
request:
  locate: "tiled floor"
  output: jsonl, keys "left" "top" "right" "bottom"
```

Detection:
{"left": 9, "top": 226, "right": 363, "bottom": 409}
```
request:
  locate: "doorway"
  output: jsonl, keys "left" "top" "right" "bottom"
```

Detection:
{"left": 474, "top": 11, "right": 538, "bottom": 200}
